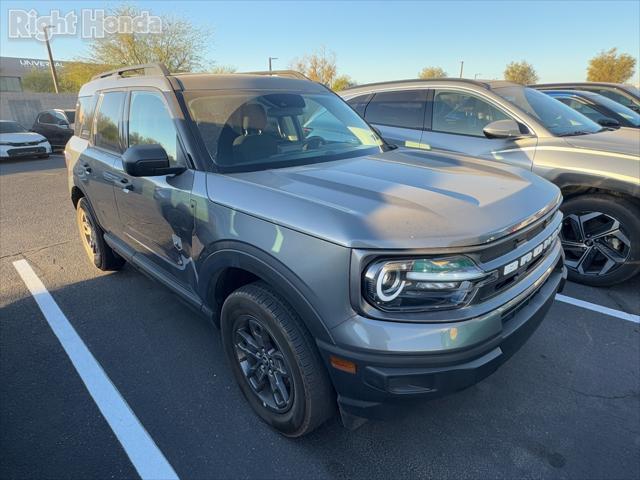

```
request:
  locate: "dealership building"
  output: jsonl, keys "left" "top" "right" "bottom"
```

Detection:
{"left": 0, "top": 56, "right": 70, "bottom": 92}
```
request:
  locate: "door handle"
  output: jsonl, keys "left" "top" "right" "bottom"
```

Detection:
{"left": 118, "top": 177, "right": 133, "bottom": 192}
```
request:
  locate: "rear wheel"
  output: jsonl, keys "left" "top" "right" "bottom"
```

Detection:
{"left": 560, "top": 194, "right": 640, "bottom": 286}
{"left": 221, "top": 281, "right": 334, "bottom": 437}
{"left": 76, "top": 197, "right": 124, "bottom": 271}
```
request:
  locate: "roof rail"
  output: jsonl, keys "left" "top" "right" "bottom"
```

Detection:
{"left": 242, "top": 70, "right": 311, "bottom": 81}
{"left": 91, "top": 63, "right": 170, "bottom": 81}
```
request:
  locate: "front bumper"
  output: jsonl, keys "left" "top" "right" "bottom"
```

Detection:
{"left": 318, "top": 243, "right": 566, "bottom": 420}
{"left": 0, "top": 143, "right": 51, "bottom": 157}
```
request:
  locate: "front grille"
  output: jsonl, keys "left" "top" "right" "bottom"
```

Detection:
{"left": 477, "top": 216, "right": 552, "bottom": 262}
{"left": 6, "top": 140, "right": 42, "bottom": 146}
{"left": 7, "top": 147, "right": 46, "bottom": 156}
{"left": 475, "top": 249, "right": 550, "bottom": 302}
{"left": 470, "top": 209, "right": 562, "bottom": 304}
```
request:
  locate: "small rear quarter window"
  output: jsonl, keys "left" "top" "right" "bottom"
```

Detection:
{"left": 75, "top": 95, "right": 97, "bottom": 139}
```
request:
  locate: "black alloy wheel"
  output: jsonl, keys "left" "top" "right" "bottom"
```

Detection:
{"left": 233, "top": 315, "right": 294, "bottom": 412}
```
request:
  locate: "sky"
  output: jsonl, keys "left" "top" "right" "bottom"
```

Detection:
{"left": 1, "top": 0, "right": 639, "bottom": 85}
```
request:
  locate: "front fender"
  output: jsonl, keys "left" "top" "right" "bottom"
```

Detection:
{"left": 197, "top": 241, "right": 335, "bottom": 344}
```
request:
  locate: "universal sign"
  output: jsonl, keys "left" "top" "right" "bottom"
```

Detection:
{"left": 7, "top": 9, "right": 163, "bottom": 41}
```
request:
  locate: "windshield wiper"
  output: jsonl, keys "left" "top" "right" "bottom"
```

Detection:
{"left": 559, "top": 130, "right": 592, "bottom": 137}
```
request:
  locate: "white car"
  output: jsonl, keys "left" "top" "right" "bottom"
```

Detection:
{"left": 0, "top": 120, "right": 52, "bottom": 159}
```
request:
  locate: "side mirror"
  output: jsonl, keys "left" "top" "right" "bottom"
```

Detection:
{"left": 597, "top": 118, "right": 620, "bottom": 128}
{"left": 483, "top": 119, "right": 523, "bottom": 139}
{"left": 122, "top": 144, "right": 186, "bottom": 177}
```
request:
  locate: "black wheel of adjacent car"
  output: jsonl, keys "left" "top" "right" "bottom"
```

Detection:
{"left": 76, "top": 197, "right": 125, "bottom": 271}
{"left": 221, "top": 281, "right": 334, "bottom": 437}
{"left": 560, "top": 194, "right": 640, "bottom": 286}
{"left": 38, "top": 154, "right": 49, "bottom": 158}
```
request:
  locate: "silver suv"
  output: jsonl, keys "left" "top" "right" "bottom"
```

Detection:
{"left": 66, "top": 65, "right": 565, "bottom": 436}
{"left": 341, "top": 80, "right": 640, "bottom": 286}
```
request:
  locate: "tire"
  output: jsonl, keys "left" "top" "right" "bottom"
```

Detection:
{"left": 221, "top": 281, "right": 335, "bottom": 437}
{"left": 76, "top": 197, "right": 125, "bottom": 271}
{"left": 38, "top": 154, "right": 49, "bottom": 159}
{"left": 560, "top": 194, "right": 640, "bottom": 286}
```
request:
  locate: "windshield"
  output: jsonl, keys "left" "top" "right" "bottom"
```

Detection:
{"left": 0, "top": 121, "right": 27, "bottom": 134}
{"left": 586, "top": 92, "right": 640, "bottom": 126}
{"left": 493, "top": 86, "right": 603, "bottom": 136}
{"left": 185, "top": 90, "right": 384, "bottom": 172}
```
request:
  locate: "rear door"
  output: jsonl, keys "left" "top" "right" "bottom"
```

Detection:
{"left": 422, "top": 89, "right": 538, "bottom": 170}
{"left": 76, "top": 91, "right": 125, "bottom": 231}
{"left": 363, "top": 90, "right": 428, "bottom": 149}
{"left": 112, "top": 89, "right": 195, "bottom": 287}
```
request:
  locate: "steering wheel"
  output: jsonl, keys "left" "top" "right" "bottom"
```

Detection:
{"left": 302, "top": 136, "right": 326, "bottom": 151}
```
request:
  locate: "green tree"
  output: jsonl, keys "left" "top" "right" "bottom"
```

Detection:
{"left": 86, "top": 5, "right": 211, "bottom": 72}
{"left": 291, "top": 47, "right": 353, "bottom": 90}
{"left": 330, "top": 75, "right": 355, "bottom": 91}
{"left": 210, "top": 65, "right": 237, "bottom": 74}
{"left": 504, "top": 61, "right": 539, "bottom": 85}
{"left": 587, "top": 48, "right": 636, "bottom": 83}
{"left": 58, "top": 61, "right": 116, "bottom": 92}
{"left": 418, "top": 66, "right": 447, "bottom": 79}
{"left": 21, "top": 69, "right": 56, "bottom": 93}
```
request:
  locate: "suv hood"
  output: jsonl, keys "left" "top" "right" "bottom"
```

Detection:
{"left": 562, "top": 127, "right": 640, "bottom": 157}
{"left": 206, "top": 149, "right": 560, "bottom": 249}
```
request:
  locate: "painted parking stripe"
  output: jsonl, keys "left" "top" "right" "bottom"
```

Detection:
{"left": 556, "top": 293, "right": 640, "bottom": 324}
{"left": 13, "top": 259, "right": 179, "bottom": 480}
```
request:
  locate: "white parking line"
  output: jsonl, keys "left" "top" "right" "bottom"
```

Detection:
{"left": 556, "top": 293, "right": 640, "bottom": 324}
{"left": 13, "top": 259, "right": 179, "bottom": 480}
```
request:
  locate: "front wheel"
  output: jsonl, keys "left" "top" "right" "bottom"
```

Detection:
{"left": 221, "top": 282, "right": 334, "bottom": 437}
{"left": 560, "top": 194, "right": 640, "bottom": 286}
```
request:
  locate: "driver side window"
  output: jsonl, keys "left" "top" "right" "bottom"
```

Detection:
{"left": 128, "top": 90, "right": 182, "bottom": 166}
{"left": 432, "top": 90, "right": 510, "bottom": 137}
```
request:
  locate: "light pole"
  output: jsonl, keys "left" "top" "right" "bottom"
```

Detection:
{"left": 42, "top": 25, "right": 59, "bottom": 93}
{"left": 268, "top": 57, "right": 278, "bottom": 72}
{"left": 459, "top": 60, "right": 464, "bottom": 78}
{"left": 474, "top": 73, "right": 482, "bottom": 79}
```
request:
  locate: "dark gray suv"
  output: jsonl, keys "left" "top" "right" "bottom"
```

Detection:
{"left": 66, "top": 64, "right": 566, "bottom": 436}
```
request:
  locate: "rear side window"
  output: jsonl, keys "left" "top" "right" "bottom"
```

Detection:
{"left": 128, "top": 90, "right": 180, "bottom": 165}
{"left": 432, "top": 90, "right": 509, "bottom": 137}
{"left": 346, "top": 94, "right": 372, "bottom": 117}
{"left": 94, "top": 91, "right": 125, "bottom": 152}
{"left": 365, "top": 90, "right": 427, "bottom": 130}
{"left": 38, "top": 112, "right": 56, "bottom": 124}
{"left": 590, "top": 89, "right": 636, "bottom": 110}
{"left": 75, "top": 96, "right": 96, "bottom": 139}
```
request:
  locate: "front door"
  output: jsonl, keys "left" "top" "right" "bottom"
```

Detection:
{"left": 422, "top": 89, "right": 538, "bottom": 170}
{"left": 364, "top": 89, "right": 428, "bottom": 149}
{"left": 112, "top": 89, "right": 196, "bottom": 287}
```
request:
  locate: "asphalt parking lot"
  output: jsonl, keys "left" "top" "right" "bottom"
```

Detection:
{"left": 1, "top": 154, "right": 639, "bottom": 480}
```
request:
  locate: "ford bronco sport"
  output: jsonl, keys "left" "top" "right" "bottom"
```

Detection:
{"left": 66, "top": 64, "right": 566, "bottom": 436}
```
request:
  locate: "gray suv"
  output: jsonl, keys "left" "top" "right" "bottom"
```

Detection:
{"left": 66, "top": 65, "right": 566, "bottom": 436}
{"left": 341, "top": 80, "right": 640, "bottom": 286}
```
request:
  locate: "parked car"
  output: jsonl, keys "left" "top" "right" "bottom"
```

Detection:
{"left": 66, "top": 64, "right": 566, "bottom": 436}
{"left": 341, "top": 79, "right": 640, "bottom": 286}
{"left": 31, "top": 109, "right": 75, "bottom": 150}
{"left": 0, "top": 120, "right": 51, "bottom": 159}
{"left": 538, "top": 89, "right": 640, "bottom": 129}
{"left": 533, "top": 82, "right": 640, "bottom": 113}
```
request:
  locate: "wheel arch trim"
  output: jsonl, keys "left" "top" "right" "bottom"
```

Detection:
{"left": 197, "top": 241, "right": 335, "bottom": 344}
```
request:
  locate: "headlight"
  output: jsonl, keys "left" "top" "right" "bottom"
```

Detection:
{"left": 363, "top": 256, "right": 494, "bottom": 312}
